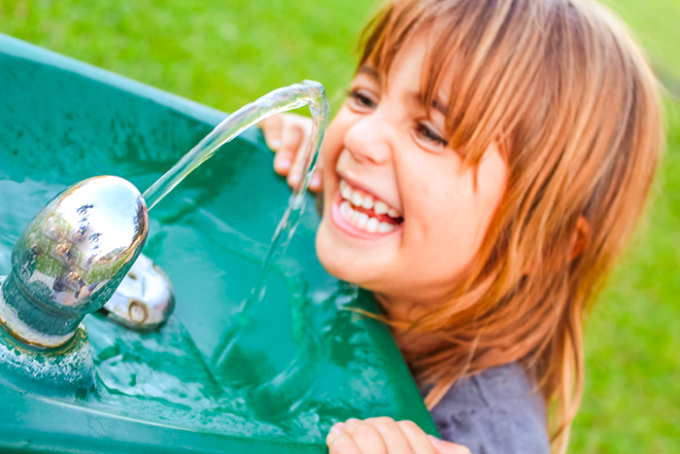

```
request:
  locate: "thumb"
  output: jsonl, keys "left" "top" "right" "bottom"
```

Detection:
{"left": 428, "top": 435, "right": 471, "bottom": 454}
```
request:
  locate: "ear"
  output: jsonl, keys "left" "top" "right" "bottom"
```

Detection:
{"left": 524, "top": 215, "right": 591, "bottom": 275}
{"left": 569, "top": 215, "right": 590, "bottom": 260}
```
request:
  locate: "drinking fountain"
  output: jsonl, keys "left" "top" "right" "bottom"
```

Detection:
{"left": 0, "top": 33, "right": 437, "bottom": 453}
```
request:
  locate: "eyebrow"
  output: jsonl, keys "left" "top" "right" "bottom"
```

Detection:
{"left": 357, "top": 65, "right": 381, "bottom": 81}
{"left": 410, "top": 92, "right": 448, "bottom": 116}
{"left": 431, "top": 98, "right": 448, "bottom": 115}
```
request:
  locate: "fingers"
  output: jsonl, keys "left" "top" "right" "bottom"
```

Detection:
{"left": 329, "top": 417, "right": 419, "bottom": 454}
{"left": 259, "top": 115, "right": 283, "bottom": 151}
{"left": 261, "top": 114, "right": 303, "bottom": 177}
{"left": 326, "top": 417, "right": 471, "bottom": 454}
{"left": 309, "top": 167, "right": 323, "bottom": 192}
{"left": 398, "top": 420, "right": 436, "bottom": 454}
{"left": 326, "top": 423, "right": 365, "bottom": 454}
{"left": 428, "top": 435, "right": 471, "bottom": 454}
{"left": 350, "top": 417, "right": 413, "bottom": 454}
{"left": 260, "top": 113, "right": 323, "bottom": 191}
{"left": 283, "top": 124, "right": 306, "bottom": 188}
{"left": 277, "top": 123, "right": 304, "bottom": 177}
{"left": 341, "top": 419, "right": 390, "bottom": 454}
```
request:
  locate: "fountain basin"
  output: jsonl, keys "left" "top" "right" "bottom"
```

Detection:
{"left": 0, "top": 33, "right": 437, "bottom": 453}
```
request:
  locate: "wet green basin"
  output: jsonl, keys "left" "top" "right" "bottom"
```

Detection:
{"left": 0, "top": 34, "right": 436, "bottom": 453}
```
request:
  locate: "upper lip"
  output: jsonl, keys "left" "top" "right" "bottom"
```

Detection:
{"left": 336, "top": 171, "right": 402, "bottom": 216}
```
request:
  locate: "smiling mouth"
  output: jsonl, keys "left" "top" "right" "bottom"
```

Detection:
{"left": 332, "top": 179, "right": 404, "bottom": 235}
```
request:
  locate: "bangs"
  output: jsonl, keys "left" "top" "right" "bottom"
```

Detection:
{"left": 358, "top": 0, "right": 549, "bottom": 167}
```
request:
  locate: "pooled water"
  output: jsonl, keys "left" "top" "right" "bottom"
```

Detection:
{"left": 0, "top": 82, "right": 392, "bottom": 440}
{"left": 0, "top": 55, "right": 438, "bottom": 445}
{"left": 0, "top": 172, "right": 398, "bottom": 442}
{"left": 143, "top": 81, "right": 330, "bottom": 374}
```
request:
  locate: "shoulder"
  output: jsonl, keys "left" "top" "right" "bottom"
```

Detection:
{"left": 428, "top": 362, "right": 550, "bottom": 454}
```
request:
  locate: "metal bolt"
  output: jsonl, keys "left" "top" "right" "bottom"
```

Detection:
{"left": 128, "top": 300, "right": 148, "bottom": 324}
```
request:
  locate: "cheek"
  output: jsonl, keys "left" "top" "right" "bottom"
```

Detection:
{"left": 320, "top": 119, "right": 342, "bottom": 200}
{"left": 475, "top": 148, "right": 508, "bottom": 224}
{"left": 321, "top": 110, "right": 359, "bottom": 199}
{"left": 404, "top": 150, "right": 507, "bottom": 265}
{"left": 321, "top": 110, "right": 353, "bottom": 162}
{"left": 315, "top": 228, "right": 344, "bottom": 278}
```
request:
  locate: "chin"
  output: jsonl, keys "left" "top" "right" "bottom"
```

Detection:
{"left": 315, "top": 217, "right": 369, "bottom": 286}
{"left": 315, "top": 218, "right": 348, "bottom": 280}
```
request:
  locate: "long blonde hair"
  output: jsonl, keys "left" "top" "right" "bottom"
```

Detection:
{"left": 358, "top": 0, "right": 662, "bottom": 451}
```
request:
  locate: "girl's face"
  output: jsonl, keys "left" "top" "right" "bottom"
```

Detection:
{"left": 316, "top": 38, "right": 508, "bottom": 310}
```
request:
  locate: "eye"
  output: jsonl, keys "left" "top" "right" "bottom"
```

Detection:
{"left": 415, "top": 121, "right": 448, "bottom": 149}
{"left": 347, "top": 89, "right": 377, "bottom": 112}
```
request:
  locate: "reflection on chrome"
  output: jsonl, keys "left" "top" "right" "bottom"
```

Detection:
{"left": 0, "top": 176, "right": 148, "bottom": 348}
{"left": 102, "top": 254, "right": 175, "bottom": 331}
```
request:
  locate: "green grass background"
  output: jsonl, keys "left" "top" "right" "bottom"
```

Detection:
{"left": 1, "top": 0, "right": 678, "bottom": 452}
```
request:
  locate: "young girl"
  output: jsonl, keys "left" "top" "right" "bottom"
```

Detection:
{"left": 260, "top": 0, "right": 662, "bottom": 453}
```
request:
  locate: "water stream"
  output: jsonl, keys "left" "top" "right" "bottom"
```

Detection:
{"left": 0, "top": 173, "right": 386, "bottom": 440}
{"left": 0, "top": 81, "right": 388, "bottom": 438}
{"left": 143, "top": 80, "right": 329, "bottom": 211}
{"left": 141, "top": 80, "right": 330, "bottom": 373}
{"left": 0, "top": 72, "right": 435, "bottom": 443}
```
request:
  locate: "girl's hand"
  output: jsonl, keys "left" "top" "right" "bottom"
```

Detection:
{"left": 259, "top": 113, "right": 322, "bottom": 192}
{"left": 326, "top": 417, "right": 470, "bottom": 454}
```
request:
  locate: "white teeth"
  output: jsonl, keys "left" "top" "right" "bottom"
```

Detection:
{"left": 378, "top": 222, "right": 395, "bottom": 233}
{"left": 339, "top": 198, "right": 399, "bottom": 235}
{"left": 340, "top": 180, "right": 352, "bottom": 199}
{"left": 361, "top": 195, "right": 374, "bottom": 210}
{"left": 339, "top": 178, "right": 402, "bottom": 227}
{"left": 356, "top": 212, "right": 369, "bottom": 229}
{"left": 366, "top": 218, "right": 379, "bottom": 233}
{"left": 340, "top": 201, "right": 351, "bottom": 217}
{"left": 350, "top": 209, "right": 359, "bottom": 223}
{"left": 374, "top": 201, "right": 388, "bottom": 215}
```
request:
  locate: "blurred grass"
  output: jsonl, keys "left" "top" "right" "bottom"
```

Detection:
{"left": 600, "top": 0, "right": 680, "bottom": 92}
{"left": 0, "top": 0, "right": 678, "bottom": 452}
{"left": 0, "top": 0, "right": 371, "bottom": 113}
{"left": 572, "top": 98, "right": 680, "bottom": 453}
{"left": 575, "top": 1, "right": 680, "bottom": 452}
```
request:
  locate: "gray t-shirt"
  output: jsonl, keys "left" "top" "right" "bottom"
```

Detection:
{"left": 426, "top": 362, "right": 550, "bottom": 454}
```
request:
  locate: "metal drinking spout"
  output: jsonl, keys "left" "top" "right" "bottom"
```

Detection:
{"left": 101, "top": 253, "right": 175, "bottom": 331}
{"left": 0, "top": 176, "right": 148, "bottom": 348}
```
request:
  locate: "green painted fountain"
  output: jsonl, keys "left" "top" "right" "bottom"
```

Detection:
{"left": 0, "top": 33, "right": 436, "bottom": 453}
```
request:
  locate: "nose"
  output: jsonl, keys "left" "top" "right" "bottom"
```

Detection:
{"left": 343, "top": 110, "right": 393, "bottom": 165}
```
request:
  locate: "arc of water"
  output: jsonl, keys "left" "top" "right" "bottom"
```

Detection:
{"left": 143, "top": 80, "right": 330, "bottom": 211}
{"left": 143, "top": 81, "right": 330, "bottom": 368}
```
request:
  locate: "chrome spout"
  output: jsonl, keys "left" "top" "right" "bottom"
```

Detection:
{"left": 0, "top": 176, "right": 148, "bottom": 348}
